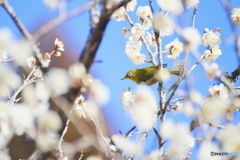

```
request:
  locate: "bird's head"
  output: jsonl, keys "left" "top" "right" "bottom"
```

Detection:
{"left": 121, "top": 69, "right": 139, "bottom": 83}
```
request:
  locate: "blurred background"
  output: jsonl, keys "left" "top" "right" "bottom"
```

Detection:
{"left": 0, "top": 0, "right": 240, "bottom": 159}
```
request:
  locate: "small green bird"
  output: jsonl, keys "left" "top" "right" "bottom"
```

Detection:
{"left": 121, "top": 65, "right": 180, "bottom": 86}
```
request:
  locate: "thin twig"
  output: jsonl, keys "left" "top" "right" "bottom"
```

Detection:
{"left": 205, "top": 120, "right": 225, "bottom": 129}
{"left": 125, "top": 126, "right": 136, "bottom": 137}
{"left": 191, "top": 7, "right": 198, "bottom": 28}
{"left": 58, "top": 111, "right": 72, "bottom": 158}
{"left": 28, "top": 150, "right": 40, "bottom": 160}
{"left": 153, "top": 127, "right": 162, "bottom": 149}
{"left": 0, "top": 58, "right": 15, "bottom": 63}
{"left": 144, "top": 59, "right": 153, "bottom": 63}
{"left": 124, "top": 11, "right": 156, "bottom": 65}
{"left": 170, "top": 96, "right": 190, "bottom": 103}
{"left": 219, "top": 75, "right": 236, "bottom": 97}
{"left": 91, "top": 117, "right": 113, "bottom": 158}
{"left": 147, "top": 0, "right": 155, "bottom": 13}
{"left": 220, "top": 0, "right": 239, "bottom": 63}
{"left": 141, "top": 36, "right": 157, "bottom": 65}
{"left": 8, "top": 66, "right": 38, "bottom": 106}
{"left": 1, "top": 0, "right": 32, "bottom": 40}
{"left": 33, "top": 2, "right": 93, "bottom": 41}
{"left": 78, "top": 151, "right": 84, "bottom": 160}
{"left": 194, "top": 138, "right": 204, "bottom": 142}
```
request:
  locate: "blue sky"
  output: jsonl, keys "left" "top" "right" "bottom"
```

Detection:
{"left": 1, "top": 0, "right": 240, "bottom": 159}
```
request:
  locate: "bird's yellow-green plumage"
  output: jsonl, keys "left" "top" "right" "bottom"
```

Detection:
{"left": 121, "top": 65, "right": 180, "bottom": 86}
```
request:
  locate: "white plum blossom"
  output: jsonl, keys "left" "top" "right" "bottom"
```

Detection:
{"left": 161, "top": 121, "right": 195, "bottom": 159}
{"left": 142, "top": 19, "right": 152, "bottom": 30}
{"left": 86, "top": 156, "right": 103, "bottom": 160}
{"left": 121, "top": 90, "right": 136, "bottom": 111}
{"left": 136, "top": 6, "right": 152, "bottom": 20}
{"left": 84, "top": 101, "right": 100, "bottom": 118}
{"left": 43, "top": 0, "right": 60, "bottom": 9}
{"left": 153, "top": 14, "right": 175, "bottom": 36}
{"left": 217, "top": 124, "right": 240, "bottom": 152}
{"left": 73, "top": 95, "right": 87, "bottom": 118}
{"left": 0, "top": 27, "right": 14, "bottom": 50}
{"left": 157, "top": 0, "right": 184, "bottom": 14}
{"left": 172, "top": 102, "right": 183, "bottom": 115}
{"left": 121, "top": 27, "right": 130, "bottom": 39}
{"left": 190, "top": 90, "right": 203, "bottom": 104}
{"left": 201, "top": 28, "right": 221, "bottom": 47}
{"left": 38, "top": 110, "right": 62, "bottom": 131}
{"left": 185, "top": 0, "right": 199, "bottom": 9}
{"left": 126, "top": 0, "right": 137, "bottom": 12}
{"left": 145, "top": 32, "right": 156, "bottom": 47}
{"left": 0, "top": 67, "right": 21, "bottom": 97}
{"left": 201, "top": 96, "right": 229, "bottom": 118}
{"left": 173, "top": 59, "right": 184, "bottom": 70}
{"left": 131, "top": 23, "right": 145, "bottom": 39}
{"left": 204, "top": 45, "right": 222, "bottom": 62}
{"left": 182, "top": 101, "right": 195, "bottom": 117}
{"left": 9, "top": 104, "right": 35, "bottom": 135}
{"left": 181, "top": 27, "right": 201, "bottom": 51}
{"left": 112, "top": 135, "right": 142, "bottom": 155}
{"left": 121, "top": 88, "right": 157, "bottom": 130}
{"left": 68, "top": 62, "right": 86, "bottom": 79}
{"left": 35, "top": 81, "right": 51, "bottom": 101}
{"left": 73, "top": 95, "right": 99, "bottom": 119}
{"left": 112, "top": 7, "right": 125, "bottom": 21}
{"left": 125, "top": 38, "right": 145, "bottom": 64}
{"left": 54, "top": 38, "right": 64, "bottom": 52}
{"left": 10, "top": 40, "right": 32, "bottom": 66}
{"left": 130, "top": 101, "right": 157, "bottom": 130}
{"left": 203, "top": 62, "right": 221, "bottom": 81}
{"left": 41, "top": 59, "right": 51, "bottom": 68}
{"left": 26, "top": 56, "right": 36, "bottom": 68}
{"left": 125, "top": 38, "right": 142, "bottom": 59}
{"left": 90, "top": 79, "right": 110, "bottom": 105}
{"left": 33, "top": 67, "right": 43, "bottom": 79}
{"left": 198, "top": 142, "right": 220, "bottom": 160}
{"left": 0, "top": 50, "right": 8, "bottom": 60}
{"left": 165, "top": 39, "right": 183, "bottom": 59}
{"left": 231, "top": 8, "right": 240, "bottom": 27}
{"left": 146, "top": 150, "right": 161, "bottom": 160}
{"left": 44, "top": 67, "right": 71, "bottom": 95}
{"left": 131, "top": 53, "right": 146, "bottom": 65}
{"left": 37, "top": 131, "right": 59, "bottom": 152}
{"left": 154, "top": 68, "right": 171, "bottom": 82}
{"left": 209, "top": 83, "right": 229, "bottom": 100}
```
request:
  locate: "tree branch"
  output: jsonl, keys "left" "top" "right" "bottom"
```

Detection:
{"left": 79, "top": 0, "right": 131, "bottom": 71}
{"left": 1, "top": 0, "right": 32, "bottom": 40}
{"left": 33, "top": 2, "right": 93, "bottom": 41}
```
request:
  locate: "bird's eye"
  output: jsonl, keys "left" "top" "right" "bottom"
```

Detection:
{"left": 127, "top": 72, "right": 132, "bottom": 76}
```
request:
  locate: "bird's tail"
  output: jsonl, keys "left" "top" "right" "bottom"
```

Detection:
{"left": 169, "top": 70, "right": 180, "bottom": 76}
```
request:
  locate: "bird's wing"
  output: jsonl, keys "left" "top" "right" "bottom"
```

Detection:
{"left": 139, "top": 65, "right": 159, "bottom": 83}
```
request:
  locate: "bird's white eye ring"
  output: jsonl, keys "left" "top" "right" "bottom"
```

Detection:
{"left": 127, "top": 72, "right": 132, "bottom": 76}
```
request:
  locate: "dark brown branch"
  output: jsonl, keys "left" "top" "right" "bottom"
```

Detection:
{"left": 191, "top": 7, "right": 197, "bottom": 28}
{"left": 153, "top": 127, "right": 163, "bottom": 149}
{"left": 225, "top": 65, "right": 240, "bottom": 83}
{"left": 190, "top": 117, "right": 225, "bottom": 131}
{"left": 79, "top": 0, "right": 131, "bottom": 71}
{"left": 125, "top": 126, "right": 136, "bottom": 137}
{"left": 190, "top": 117, "right": 200, "bottom": 131}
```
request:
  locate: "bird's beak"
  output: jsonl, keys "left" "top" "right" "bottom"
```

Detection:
{"left": 121, "top": 77, "right": 126, "bottom": 80}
